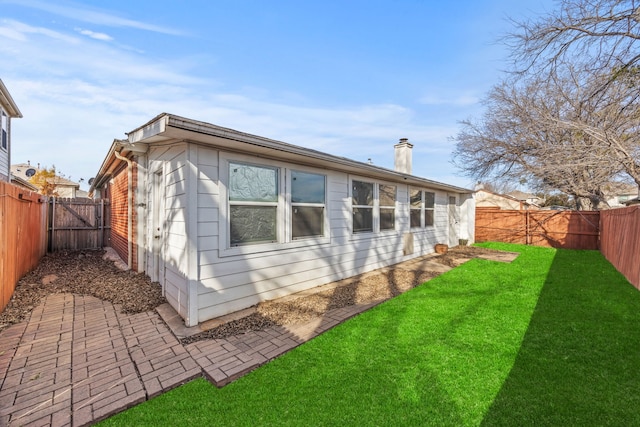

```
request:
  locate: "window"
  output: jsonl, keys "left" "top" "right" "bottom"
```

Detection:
{"left": 410, "top": 188, "right": 422, "bottom": 228}
{"left": 228, "top": 162, "right": 278, "bottom": 246}
{"left": 291, "top": 170, "right": 326, "bottom": 239}
{"left": 410, "top": 188, "right": 436, "bottom": 227}
{"left": 425, "top": 191, "right": 435, "bottom": 226}
{"left": 379, "top": 184, "right": 396, "bottom": 230}
{"left": 1, "top": 112, "right": 7, "bottom": 150}
{"left": 352, "top": 180, "right": 374, "bottom": 233}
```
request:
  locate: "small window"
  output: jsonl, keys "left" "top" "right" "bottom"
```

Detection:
{"left": 291, "top": 171, "right": 326, "bottom": 239}
{"left": 1, "top": 112, "right": 7, "bottom": 150}
{"left": 425, "top": 191, "right": 435, "bottom": 226}
{"left": 229, "top": 162, "right": 278, "bottom": 246}
{"left": 410, "top": 188, "right": 422, "bottom": 228}
{"left": 379, "top": 184, "right": 396, "bottom": 230}
{"left": 352, "top": 180, "right": 374, "bottom": 233}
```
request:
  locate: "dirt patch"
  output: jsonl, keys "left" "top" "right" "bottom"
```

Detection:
{"left": 181, "top": 245, "right": 508, "bottom": 344}
{"left": 0, "top": 250, "right": 165, "bottom": 331}
{"left": 1, "top": 246, "right": 510, "bottom": 339}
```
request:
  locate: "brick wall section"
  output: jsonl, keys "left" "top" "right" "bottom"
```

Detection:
{"left": 107, "top": 160, "right": 138, "bottom": 271}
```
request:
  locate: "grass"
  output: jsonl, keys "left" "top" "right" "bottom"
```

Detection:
{"left": 101, "top": 243, "right": 640, "bottom": 426}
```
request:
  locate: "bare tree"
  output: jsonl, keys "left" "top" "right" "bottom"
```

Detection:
{"left": 453, "top": 0, "right": 640, "bottom": 209}
{"left": 452, "top": 67, "right": 628, "bottom": 209}
{"left": 509, "top": 0, "right": 640, "bottom": 80}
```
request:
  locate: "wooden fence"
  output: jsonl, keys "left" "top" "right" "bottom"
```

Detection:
{"left": 475, "top": 208, "right": 601, "bottom": 250}
{"left": 0, "top": 181, "right": 48, "bottom": 312}
{"left": 48, "top": 198, "right": 110, "bottom": 251}
{"left": 600, "top": 206, "right": 640, "bottom": 290}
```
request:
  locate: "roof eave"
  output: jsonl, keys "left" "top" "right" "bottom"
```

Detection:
{"left": 129, "top": 113, "right": 472, "bottom": 193}
{"left": 0, "top": 80, "right": 23, "bottom": 118}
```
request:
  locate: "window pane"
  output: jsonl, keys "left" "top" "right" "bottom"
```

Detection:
{"left": 425, "top": 191, "right": 435, "bottom": 209}
{"left": 380, "top": 208, "right": 395, "bottom": 230}
{"left": 292, "top": 206, "right": 324, "bottom": 238}
{"left": 352, "top": 181, "right": 373, "bottom": 206}
{"left": 410, "top": 189, "right": 422, "bottom": 208}
{"left": 353, "top": 207, "right": 373, "bottom": 233}
{"left": 410, "top": 209, "right": 421, "bottom": 228}
{"left": 230, "top": 206, "right": 277, "bottom": 245}
{"left": 229, "top": 162, "right": 278, "bottom": 202}
{"left": 292, "top": 171, "right": 325, "bottom": 203}
{"left": 379, "top": 184, "right": 396, "bottom": 207}
{"left": 425, "top": 209, "right": 434, "bottom": 226}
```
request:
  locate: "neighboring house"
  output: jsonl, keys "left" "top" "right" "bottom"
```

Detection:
{"left": 0, "top": 80, "right": 23, "bottom": 182}
{"left": 603, "top": 183, "right": 639, "bottom": 208}
{"left": 90, "top": 114, "right": 475, "bottom": 327}
{"left": 475, "top": 188, "right": 539, "bottom": 210}
{"left": 11, "top": 163, "right": 84, "bottom": 198}
{"left": 506, "top": 190, "right": 542, "bottom": 206}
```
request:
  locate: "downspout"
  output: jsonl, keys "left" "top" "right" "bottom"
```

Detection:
{"left": 114, "top": 150, "right": 133, "bottom": 270}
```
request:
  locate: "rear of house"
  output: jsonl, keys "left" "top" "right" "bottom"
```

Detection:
{"left": 91, "top": 114, "right": 475, "bottom": 327}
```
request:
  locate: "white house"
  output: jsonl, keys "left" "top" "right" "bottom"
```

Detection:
{"left": 0, "top": 80, "right": 22, "bottom": 182}
{"left": 90, "top": 113, "right": 475, "bottom": 327}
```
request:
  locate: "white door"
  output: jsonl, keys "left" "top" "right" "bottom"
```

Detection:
{"left": 151, "top": 170, "right": 165, "bottom": 291}
{"left": 448, "top": 195, "right": 459, "bottom": 247}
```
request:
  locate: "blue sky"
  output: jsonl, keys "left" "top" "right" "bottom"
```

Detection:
{"left": 1, "top": 0, "right": 553, "bottom": 189}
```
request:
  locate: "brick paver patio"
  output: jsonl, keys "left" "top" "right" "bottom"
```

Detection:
{"left": 0, "top": 294, "right": 391, "bottom": 426}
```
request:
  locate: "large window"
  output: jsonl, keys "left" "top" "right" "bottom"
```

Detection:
{"left": 410, "top": 188, "right": 435, "bottom": 227}
{"left": 352, "top": 180, "right": 374, "bottom": 233}
{"left": 291, "top": 170, "right": 326, "bottom": 239}
{"left": 228, "top": 162, "right": 278, "bottom": 246}
{"left": 379, "top": 184, "right": 396, "bottom": 230}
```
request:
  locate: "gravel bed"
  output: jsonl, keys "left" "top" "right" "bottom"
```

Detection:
{"left": 0, "top": 246, "right": 502, "bottom": 340}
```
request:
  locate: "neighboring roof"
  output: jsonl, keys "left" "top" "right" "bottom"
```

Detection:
{"left": 602, "top": 182, "right": 639, "bottom": 197}
{"left": 475, "top": 188, "right": 536, "bottom": 206}
{"left": 10, "top": 173, "right": 38, "bottom": 191}
{"left": 0, "top": 80, "right": 22, "bottom": 118}
{"left": 506, "top": 190, "right": 539, "bottom": 201}
{"left": 11, "top": 163, "right": 80, "bottom": 188}
{"left": 91, "top": 113, "right": 472, "bottom": 195}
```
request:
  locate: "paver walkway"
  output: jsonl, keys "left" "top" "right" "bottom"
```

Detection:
{"left": 0, "top": 250, "right": 519, "bottom": 426}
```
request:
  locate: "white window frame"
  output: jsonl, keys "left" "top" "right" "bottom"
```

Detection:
{"left": 350, "top": 176, "right": 398, "bottom": 236}
{"left": 409, "top": 188, "right": 436, "bottom": 228}
{"left": 1, "top": 110, "right": 7, "bottom": 151}
{"left": 219, "top": 153, "right": 330, "bottom": 257}
{"left": 289, "top": 168, "right": 328, "bottom": 241}
{"left": 379, "top": 183, "right": 397, "bottom": 231}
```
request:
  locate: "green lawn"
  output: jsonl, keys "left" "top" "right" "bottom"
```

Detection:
{"left": 101, "top": 243, "right": 640, "bottom": 426}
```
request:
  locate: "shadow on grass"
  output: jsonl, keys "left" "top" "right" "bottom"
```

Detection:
{"left": 481, "top": 249, "right": 640, "bottom": 426}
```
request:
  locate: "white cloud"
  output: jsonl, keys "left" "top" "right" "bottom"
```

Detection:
{"left": 2, "top": 15, "right": 466, "bottom": 189}
{"left": 75, "top": 27, "right": 113, "bottom": 41}
{"left": 4, "top": 0, "right": 184, "bottom": 35}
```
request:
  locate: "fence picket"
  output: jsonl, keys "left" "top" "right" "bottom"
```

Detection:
{"left": 0, "top": 181, "right": 47, "bottom": 312}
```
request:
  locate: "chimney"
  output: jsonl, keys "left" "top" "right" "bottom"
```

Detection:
{"left": 394, "top": 138, "right": 413, "bottom": 174}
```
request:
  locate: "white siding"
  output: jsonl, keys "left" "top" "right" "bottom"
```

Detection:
{"left": 146, "top": 144, "right": 190, "bottom": 319}
{"left": 0, "top": 148, "right": 8, "bottom": 181}
{"left": 142, "top": 142, "right": 472, "bottom": 324}
{"left": 190, "top": 145, "right": 461, "bottom": 322}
